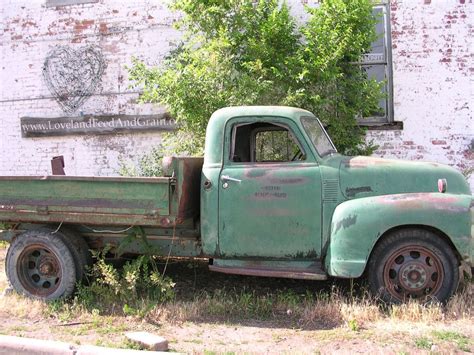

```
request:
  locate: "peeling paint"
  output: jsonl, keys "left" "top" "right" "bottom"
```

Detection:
{"left": 345, "top": 186, "right": 373, "bottom": 197}
{"left": 334, "top": 214, "right": 357, "bottom": 235}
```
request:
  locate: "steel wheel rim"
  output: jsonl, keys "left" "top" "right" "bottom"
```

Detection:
{"left": 383, "top": 245, "right": 444, "bottom": 301}
{"left": 17, "top": 244, "right": 62, "bottom": 297}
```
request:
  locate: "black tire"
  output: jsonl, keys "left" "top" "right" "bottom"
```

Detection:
{"left": 5, "top": 230, "right": 77, "bottom": 300}
{"left": 55, "top": 227, "right": 92, "bottom": 280}
{"left": 368, "top": 229, "right": 459, "bottom": 304}
{"left": 33, "top": 227, "right": 91, "bottom": 283}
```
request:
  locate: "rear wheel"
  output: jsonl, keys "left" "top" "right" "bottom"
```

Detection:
{"left": 368, "top": 229, "right": 459, "bottom": 304}
{"left": 55, "top": 227, "right": 92, "bottom": 281}
{"left": 6, "top": 230, "right": 77, "bottom": 300}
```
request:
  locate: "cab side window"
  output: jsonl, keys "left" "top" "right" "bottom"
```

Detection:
{"left": 231, "top": 122, "right": 305, "bottom": 163}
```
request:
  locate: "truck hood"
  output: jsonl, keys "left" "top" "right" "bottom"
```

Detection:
{"left": 338, "top": 156, "right": 471, "bottom": 199}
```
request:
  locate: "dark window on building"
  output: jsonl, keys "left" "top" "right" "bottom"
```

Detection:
{"left": 45, "top": 0, "right": 98, "bottom": 7}
{"left": 359, "top": 2, "right": 394, "bottom": 124}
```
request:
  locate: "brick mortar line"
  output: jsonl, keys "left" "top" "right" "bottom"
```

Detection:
{"left": 0, "top": 21, "right": 179, "bottom": 45}
{"left": 0, "top": 91, "right": 141, "bottom": 104}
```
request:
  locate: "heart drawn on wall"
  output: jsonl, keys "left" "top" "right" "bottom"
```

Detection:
{"left": 43, "top": 45, "right": 107, "bottom": 114}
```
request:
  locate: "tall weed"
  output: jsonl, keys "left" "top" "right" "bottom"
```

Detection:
{"left": 75, "top": 247, "right": 175, "bottom": 313}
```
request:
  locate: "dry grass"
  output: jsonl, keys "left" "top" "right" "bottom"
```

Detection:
{"left": 0, "top": 292, "right": 48, "bottom": 320}
{"left": 0, "top": 242, "right": 471, "bottom": 341}
{"left": 145, "top": 283, "right": 473, "bottom": 332}
{"left": 0, "top": 242, "right": 471, "bottom": 353}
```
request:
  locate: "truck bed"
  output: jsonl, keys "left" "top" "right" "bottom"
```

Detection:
{"left": 0, "top": 157, "right": 204, "bottom": 228}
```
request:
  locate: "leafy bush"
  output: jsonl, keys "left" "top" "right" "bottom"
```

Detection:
{"left": 119, "top": 130, "right": 204, "bottom": 177}
{"left": 126, "top": 0, "right": 382, "bottom": 172}
{"left": 75, "top": 246, "right": 175, "bottom": 312}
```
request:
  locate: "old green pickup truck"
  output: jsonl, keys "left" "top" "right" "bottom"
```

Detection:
{"left": 0, "top": 106, "right": 472, "bottom": 303}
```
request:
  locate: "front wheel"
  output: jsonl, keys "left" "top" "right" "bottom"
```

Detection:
{"left": 5, "top": 230, "right": 77, "bottom": 300}
{"left": 368, "top": 229, "right": 459, "bottom": 304}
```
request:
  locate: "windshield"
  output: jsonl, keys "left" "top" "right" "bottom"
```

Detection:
{"left": 300, "top": 116, "right": 337, "bottom": 157}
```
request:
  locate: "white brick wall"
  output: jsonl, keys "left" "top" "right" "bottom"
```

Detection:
{"left": 1, "top": 0, "right": 473, "bottom": 190}
{"left": 367, "top": 0, "right": 474, "bottom": 190}
{"left": 0, "top": 0, "right": 180, "bottom": 176}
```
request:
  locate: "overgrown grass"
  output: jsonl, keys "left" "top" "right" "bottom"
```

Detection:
{"left": 0, "top": 252, "right": 471, "bottom": 352}
{"left": 414, "top": 336, "right": 432, "bottom": 350}
{"left": 145, "top": 283, "right": 473, "bottom": 331}
{"left": 432, "top": 330, "right": 471, "bottom": 352}
{"left": 412, "top": 329, "right": 472, "bottom": 352}
{"left": 0, "top": 252, "right": 472, "bottom": 330}
{"left": 0, "top": 247, "right": 472, "bottom": 351}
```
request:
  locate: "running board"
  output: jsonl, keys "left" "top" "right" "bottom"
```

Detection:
{"left": 209, "top": 259, "right": 327, "bottom": 281}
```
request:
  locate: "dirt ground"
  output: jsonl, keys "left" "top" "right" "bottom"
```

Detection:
{"left": 0, "top": 247, "right": 472, "bottom": 354}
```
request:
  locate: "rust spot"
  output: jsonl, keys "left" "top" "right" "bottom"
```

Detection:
{"left": 209, "top": 263, "right": 326, "bottom": 280}
{"left": 160, "top": 217, "right": 171, "bottom": 227}
{"left": 0, "top": 197, "right": 157, "bottom": 210}
{"left": 345, "top": 186, "right": 373, "bottom": 197}
{"left": 99, "top": 23, "right": 107, "bottom": 34}
{"left": 177, "top": 158, "right": 204, "bottom": 219}
{"left": 343, "top": 156, "right": 394, "bottom": 168}
{"left": 377, "top": 193, "right": 468, "bottom": 213}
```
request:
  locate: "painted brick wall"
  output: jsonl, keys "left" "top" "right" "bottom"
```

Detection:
{"left": 1, "top": 0, "right": 473, "bottom": 190}
{"left": 0, "top": 1, "right": 180, "bottom": 176}
{"left": 367, "top": 0, "right": 473, "bottom": 189}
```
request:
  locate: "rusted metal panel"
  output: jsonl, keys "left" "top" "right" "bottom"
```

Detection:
{"left": 174, "top": 157, "right": 204, "bottom": 220}
{"left": 85, "top": 233, "right": 203, "bottom": 257}
{"left": 51, "top": 156, "right": 65, "bottom": 175}
{"left": 0, "top": 175, "right": 171, "bottom": 183}
{"left": 0, "top": 210, "right": 172, "bottom": 227}
{"left": 209, "top": 258, "right": 327, "bottom": 280}
{"left": 208, "top": 265, "right": 327, "bottom": 280}
{"left": 0, "top": 176, "right": 171, "bottom": 226}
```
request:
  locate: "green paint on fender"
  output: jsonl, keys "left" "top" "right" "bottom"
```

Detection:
{"left": 326, "top": 193, "right": 473, "bottom": 278}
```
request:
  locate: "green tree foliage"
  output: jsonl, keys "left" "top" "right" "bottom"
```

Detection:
{"left": 127, "top": 0, "right": 381, "bottom": 171}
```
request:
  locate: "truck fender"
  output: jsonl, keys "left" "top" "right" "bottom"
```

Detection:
{"left": 324, "top": 193, "right": 472, "bottom": 278}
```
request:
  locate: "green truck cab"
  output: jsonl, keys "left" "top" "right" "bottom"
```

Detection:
{"left": 0, "top": 106, "right": 472, "bottom": 303}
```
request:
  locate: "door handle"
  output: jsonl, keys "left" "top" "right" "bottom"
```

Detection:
{"left": 221, "top": 175, "right": 242, "bottom": 183}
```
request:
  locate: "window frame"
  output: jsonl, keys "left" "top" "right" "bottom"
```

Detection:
{"left": 225, "top": 117, "right": 314, "bottom": 166}
{"left": 300, "top": 115, "right": 337, "bottom": 158}
{"left": 357, "top": 1, "right": 395, "bottom": 126}
{"left": 45, "top": 0, "right": 98, "bottom": 7}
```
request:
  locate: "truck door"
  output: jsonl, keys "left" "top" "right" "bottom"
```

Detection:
{"left": 218, "top": 117, "right": 323, "bottom": 259}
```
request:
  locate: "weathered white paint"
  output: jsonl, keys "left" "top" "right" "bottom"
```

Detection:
{"left": 0, "top": 1, "right": 180, "bottom": 176}
{"left": 367, "top": 0, "right": 473, "bottom": 190}
{"left": 0, "top": 0, "right": 472, "bottom": 189}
